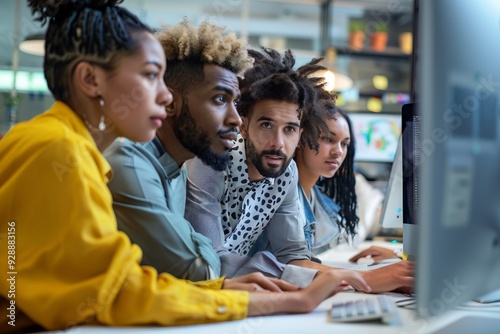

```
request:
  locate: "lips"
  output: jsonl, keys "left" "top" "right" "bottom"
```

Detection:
{"left": 219, "top": 133, "right": 237, "bottom": 142}
{"left": 326, "top": 160, "right": 340, "bottom": 167}
{"left": 150, "top": 113, "right": 166, "bottom": 128}
{"left": 265, "top": 155, "right": 284, "bottom": 164}
{"left": 219, "top": 133, "right": 238, "bottom": 150}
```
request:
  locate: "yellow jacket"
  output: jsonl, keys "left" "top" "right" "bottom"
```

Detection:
{"left": 0, "top": 102, "right": 248, "bottom": 331}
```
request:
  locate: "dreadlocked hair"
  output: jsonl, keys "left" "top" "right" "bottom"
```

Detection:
{"left": 156, "top": 19, "right": 253, "bottom": 94}
{"left": 237, "top": 48, "right": 324, "bottom": 128}
{"left": 316, "top": 106, "right": 359, "bottom": 238}
{"left": 28, "top": 0, "right": 151, "bottom": 102}
{"left": 297, "top": 59, "right": 338, "bottom": 153}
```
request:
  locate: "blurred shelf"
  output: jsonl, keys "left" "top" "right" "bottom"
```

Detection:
{"left": 336, "top": 46, "right": 411, "bottom": 60}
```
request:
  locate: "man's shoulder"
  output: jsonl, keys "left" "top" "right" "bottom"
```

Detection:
{"left": 104, "top": 138, "right": 154, "bottom": 164}
{"left": 280, "top": 159, "right": 298, "bottom": 180}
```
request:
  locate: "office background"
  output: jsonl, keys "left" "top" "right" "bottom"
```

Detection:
{"left": 0, "top": 0, "right": 414, "bottom": 180}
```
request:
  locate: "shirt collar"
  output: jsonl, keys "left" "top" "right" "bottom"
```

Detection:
{"left": 144, "top": 136, "right": 181, "bottom": 180}
{"left": 229, "top": 134, "right": 274, "bottom": 187}
{"left": 48, "top": 101, "right": 112, "bottom": 181}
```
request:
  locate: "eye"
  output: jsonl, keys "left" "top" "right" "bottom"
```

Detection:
{"left": 261, "top": 122, "right": 272, "bottom": 129}
{"left": 321, "top": 136, "right": 332, "bottom": 143}
{"left": 215, "top": 95, "right": 227, "bottom": 104}
{"left": 342, "top": 141, "right": 350, "bottom": 148}
{"left": 145, "top": 72, "right": 159, "bottom": 80}
{"left": 284, "top": 126, "right": 297, "bottom": 132}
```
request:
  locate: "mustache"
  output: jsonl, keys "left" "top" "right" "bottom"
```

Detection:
{"left": 217, "top": 128, "right": 239, "bottom": 136}
{"left": 261, "top": 149, "right": 286, "bottom": 158}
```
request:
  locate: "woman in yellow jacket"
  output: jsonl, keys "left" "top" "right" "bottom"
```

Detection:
{"left": 0, "top": 0, "right": 370, "bottom": 332}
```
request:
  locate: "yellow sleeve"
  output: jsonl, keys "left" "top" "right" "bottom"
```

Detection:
{"left": 0, "top": 137, "right": 248, "bottom": 331}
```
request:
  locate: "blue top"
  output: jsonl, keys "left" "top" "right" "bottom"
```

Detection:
{"left": 299, "top": 184, "right": 343, "bottom": 253}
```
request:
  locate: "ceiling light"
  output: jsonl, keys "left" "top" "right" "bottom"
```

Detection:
{"left": 19, "top": 33, "right": 45, "bottom": 56}
{"left": 320, "top": 47, "right": 353, "bottom": 92}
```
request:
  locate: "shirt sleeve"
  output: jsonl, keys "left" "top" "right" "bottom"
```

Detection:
{"left": 0, "top": 139, "right": 248, "bottom": 330}
{"left": 264, "top": 168, "right": 320, "bottom": 264}
{"left": 105, "top": 141, "right": 220, "bottom": 280}
{"left": 185, "top": 157, "right": 227, "bottom": 249}
{"left": 185, "top": 158, "right": 319, "bottom": 282}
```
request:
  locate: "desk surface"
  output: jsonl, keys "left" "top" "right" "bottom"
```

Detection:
{"left": 40, "top": 242, "right": 500, "bottom": 334}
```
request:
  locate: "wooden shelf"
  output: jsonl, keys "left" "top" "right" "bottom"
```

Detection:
{"left": 336, "top": 46, "right": 411, "bottom": 60}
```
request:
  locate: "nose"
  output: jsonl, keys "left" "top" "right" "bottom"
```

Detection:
{"left": 270, "top": 130, "right": 285, "bottom": 149}
{"left": 226, "top": 102, "right": 242, "bottom": 128}
{"left": 330, "top": 142, "right": 343, "bottom": 157}
{"left": 158, "top": 80, "right": 173, "bottom": 109}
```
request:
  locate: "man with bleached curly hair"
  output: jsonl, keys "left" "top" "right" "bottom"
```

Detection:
{"left": 104, "top": 19, "right": 301, "bottom": 292}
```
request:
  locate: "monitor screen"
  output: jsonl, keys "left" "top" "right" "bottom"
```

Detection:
{"left": 379, "top": 103, "right": 420, "bottom": 235}
{"left": 348, "top": 113, "right": 401, "bottom": 163}
{"left": 378, "top": 136, "right": 402, "bottom": 229}
{"left": 416, "top": 0, "right": 500, "bottom": 320}
{"left": 402, "top": 103, "right": 420, "bottom": 261}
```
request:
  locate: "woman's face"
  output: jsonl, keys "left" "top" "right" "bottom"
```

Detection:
{"left": 98, "top": 32, "right": 172, "bottom": 143}
{"left": 298, "top": 115, "right": 351, "bottom": 179}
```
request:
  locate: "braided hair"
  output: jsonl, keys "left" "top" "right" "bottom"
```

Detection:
{"left": 316, "top": 104, "right": 359, "bottom": 238}
{"left": 237, "top": 48, "right": 327, "bottom": 143}
{"left": 27, "top": 0, "right": 152, "bottom": 102}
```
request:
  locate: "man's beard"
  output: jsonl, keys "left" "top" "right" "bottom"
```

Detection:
{"left": 174, "top": 103, "right": 232, "bottom": 171}
{"left": 245, "top": 137, "right": 292, "bottom": 178}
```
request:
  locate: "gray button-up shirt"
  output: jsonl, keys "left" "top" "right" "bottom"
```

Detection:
{"left": 104, "top": 137, "right": 220, "bottom": 281}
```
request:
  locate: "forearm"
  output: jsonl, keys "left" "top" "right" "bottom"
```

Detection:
{"left": 247, "top": 268, "right": 372, "bottom": 316}
{"left": 288, "top": 259, "right": 332, "bottom": 272}
{"left": 247, "top": 292, "right": 309, "bottom": 316}
{"left": 99, "top": 263, "right": 249, "bottom": 326}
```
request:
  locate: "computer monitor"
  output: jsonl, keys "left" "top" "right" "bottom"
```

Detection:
{"left": 401, "top": 103, "right": 419, "bottom": 261}
{"left": 379, "top": 136, "right": 403, "bottom": 229}
{"left": 416, "top": 0, "right": 500, "bottom": 320}
{"left": 348, "top": 113, "right": 401, "bottom": 163}
{"left": 378, "top": 104, "right": 419, "bottom": 262}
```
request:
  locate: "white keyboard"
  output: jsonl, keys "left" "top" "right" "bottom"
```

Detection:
{"left": 322, "top": 258, "right": 402, "bottom": 271}
{"left": 328, "top": 295, "right": 398, "bottom": 323}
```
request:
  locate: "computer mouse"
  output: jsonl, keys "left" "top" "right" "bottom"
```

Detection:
{"left": 356, "top": 255, "right": 375, "bottom": 265}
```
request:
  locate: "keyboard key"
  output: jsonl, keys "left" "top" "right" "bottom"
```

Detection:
{"left": 329, "top": 295, "right": 397, "bottom": 324}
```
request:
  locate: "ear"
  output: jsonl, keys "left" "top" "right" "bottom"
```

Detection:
{"left": 239, "top": 116, "right": 249, "bottom": 139}
{"left": 73, "top": 62, "right": 101, "bottom": 98}
{"left": 165, "top": 89, "right": 182, "bottom": 117}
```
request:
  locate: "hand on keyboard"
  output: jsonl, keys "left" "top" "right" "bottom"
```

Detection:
{"left": 329, "top": 295, "right": 398, "bottom": 324}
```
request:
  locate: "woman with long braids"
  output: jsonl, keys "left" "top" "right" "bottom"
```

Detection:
{"left": 0, "top": 1, "right": 370, "bottom": 332}
{"left": 295, "top": 96, "right": 412, "bottom": 272}
{"left": 295, "top": 97, "right": 359, "bottom": 254}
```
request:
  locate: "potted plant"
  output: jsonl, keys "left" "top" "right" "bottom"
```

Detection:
{"left": 370, "top": 22, "right": 388, "bottom": 51}
{"left": 348, "top": 20, "right": 365, "bottom": 50}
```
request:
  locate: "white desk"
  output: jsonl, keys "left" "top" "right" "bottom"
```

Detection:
{"left": 41, "top": 242, "right": 500, "bottom": 334}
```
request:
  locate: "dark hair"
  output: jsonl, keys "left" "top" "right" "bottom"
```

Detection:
{"left": 28, "top": 0, "right": 152, "bottom": 102}
{"left": 316, "top": 105, "right": 359, "bottom": 238}
{"left": 237, "top": 48, "right": 326, "bottom": 133}
{"left": 296, "top": 61, "right": 336, "bottom": 153}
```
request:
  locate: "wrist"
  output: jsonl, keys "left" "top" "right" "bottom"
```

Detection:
{"left": 393, "top": 248, "right": 406, "bottom": 259}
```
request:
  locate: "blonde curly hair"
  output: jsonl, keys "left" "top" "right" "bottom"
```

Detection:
{"left": 156, "top": 19, "right": 253, "bottom": 79}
